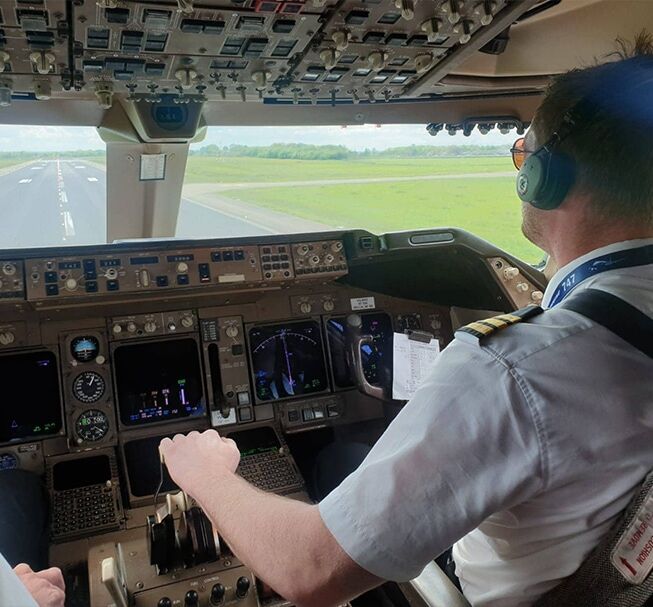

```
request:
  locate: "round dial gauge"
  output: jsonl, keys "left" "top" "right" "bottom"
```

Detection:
{"left": 71, "top": 336, "right": 100, "bottom": 363}
{"left": 72, "top": 371, "right": 106, "bottom": 403}
{"left": 75, "top": 409, "right": 109, "bottom": 443}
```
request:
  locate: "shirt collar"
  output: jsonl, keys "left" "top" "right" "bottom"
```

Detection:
{"left": 542, "top": 238, "right": 653, "bottom": 309}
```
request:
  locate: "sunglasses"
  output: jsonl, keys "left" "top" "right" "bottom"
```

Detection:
{"left": 510, "top": 137, "right": 528, "bottom": 170}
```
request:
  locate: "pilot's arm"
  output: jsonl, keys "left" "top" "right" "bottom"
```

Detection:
{"left": 160, "top": 338, "right": 544, "bottom": 606}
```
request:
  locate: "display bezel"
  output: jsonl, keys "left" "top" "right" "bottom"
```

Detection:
{"left": 111, "top": 336, "right": 207, "bottom": 430}
{"left": 0, "top": 348, "right": 65, "bottom": 447}
{"left": 246, "top": 318, "right": 331, "bottom": 405}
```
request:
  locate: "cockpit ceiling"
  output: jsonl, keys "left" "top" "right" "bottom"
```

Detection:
{"left": 0, "top": 0, "right": 649, "bottom": 126}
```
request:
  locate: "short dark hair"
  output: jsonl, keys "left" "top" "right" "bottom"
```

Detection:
{"left": 532, "top": 32, "right": 653, "bottom": 224}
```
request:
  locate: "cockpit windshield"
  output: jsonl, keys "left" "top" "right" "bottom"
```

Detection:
{"left": 0, "top": 123, "right": 542, "bottom": 262}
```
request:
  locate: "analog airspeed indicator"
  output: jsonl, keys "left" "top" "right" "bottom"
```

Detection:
{"left": 72, "top": 371, "right": 106, "bottom": 403}
{"left": 75, "top": 409, "right": 109, "bottom": 442}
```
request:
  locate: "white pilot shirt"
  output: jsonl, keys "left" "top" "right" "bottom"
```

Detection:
{"left": 319, "top": 238, "right": 653, "bottom": 606}
{"left": 0, "top": 554, "right": 38, "bottom": 607}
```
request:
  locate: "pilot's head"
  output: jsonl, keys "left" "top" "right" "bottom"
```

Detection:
{"left": 516, "top": 33, "right": 653, "bottom": 254}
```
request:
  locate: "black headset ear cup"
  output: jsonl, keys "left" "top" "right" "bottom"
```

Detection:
{"left": 517, "top": 148, "right": 575, "bottom": 210}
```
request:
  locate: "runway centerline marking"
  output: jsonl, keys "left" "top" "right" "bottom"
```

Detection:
{"left": 19, "top": 178, "right": 32, "bottom": 184}
{"left": 87, "top": 177, "right": 98, "bottom": 182}
{"left": 56, "top": 159, "right": 75, "bottom": 239}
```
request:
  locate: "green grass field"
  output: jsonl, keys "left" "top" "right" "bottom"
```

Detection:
{"left": 183, "top": 155, "right": 513, "bottom": 183}
{"left": 221, "top": 178, "right": 541, "bottom": 262}
{"left": 0, "top": 158, "right": 29, "bottom": 170}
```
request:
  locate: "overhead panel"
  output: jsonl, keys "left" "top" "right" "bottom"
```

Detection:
{"left": 0, "top": 0, "right": 540, "bottom": 109}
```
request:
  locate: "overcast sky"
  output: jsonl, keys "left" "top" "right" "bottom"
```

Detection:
{"left": 0, "top": 123, "right": 515, "bottom": 152}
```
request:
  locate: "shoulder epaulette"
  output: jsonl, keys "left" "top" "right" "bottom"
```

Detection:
{"left": 455, "top": 305, "right": 544, "bottom": 345}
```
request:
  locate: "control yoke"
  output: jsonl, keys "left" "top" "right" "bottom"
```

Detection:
{"left": 346, "top": 314, "right": 391, "bottom": 401}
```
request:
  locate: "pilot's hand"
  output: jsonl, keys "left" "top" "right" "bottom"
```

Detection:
{"left": 159, "top": 430, "right": 241, "bottom": 495}
{"left": 13, "top": 564, "right": 65, "bottom": 607}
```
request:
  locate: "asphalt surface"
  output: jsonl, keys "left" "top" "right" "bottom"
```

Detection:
{"left": 0, "top": 160, "right": 269, "bottom": 249}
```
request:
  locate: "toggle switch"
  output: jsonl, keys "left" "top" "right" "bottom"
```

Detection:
{"left": 395, "top": 0, "right": 415, "bottom": 20}
{"left": 421, "top": 17, "right": 443, "bottom": 42}
{"left": 29, "top": 51, "right": 56, "bottom": 75}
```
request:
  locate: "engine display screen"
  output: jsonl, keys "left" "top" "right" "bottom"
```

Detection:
{"left": 114, "top": 338, "right": 204, "bottom": 426}
{"left": 249, "top": 320, "right": 328, "bottom": 402}
{"left": 326, "top": 312, "right": 393, "bottom": 388}
{"left": 0, "top": 351, "right": 62, "bottom": 443}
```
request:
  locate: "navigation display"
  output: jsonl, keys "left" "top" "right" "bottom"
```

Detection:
{"left": 326, "top": 312, "right": 393, "bottom": 388}
{"left": 249, "top": 320, "right": 328, "bottom": 402}
{"left": 114, "top": 338, "right": 204, "bottom": 426}
{"left": 0, "top": 351, "right": 62, "bottom": 443}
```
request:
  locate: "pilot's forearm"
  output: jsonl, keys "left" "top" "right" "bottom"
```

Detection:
{"left": 192, "top": 469, "right": 379, "bottom": 606}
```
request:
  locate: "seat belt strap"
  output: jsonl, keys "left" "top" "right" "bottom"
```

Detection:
{"left": 559, "top": 288, "right": 653, "bottom": 359}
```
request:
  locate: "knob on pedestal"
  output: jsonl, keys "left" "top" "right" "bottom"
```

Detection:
{"left": 236, "top": 576, "right": 250, "bottom": 598}
{"left": 184, "top": 589, "right": 199, "bottom": 607}
{"left": 210, "top": 583, "right": 225, "bottom": 604}
{"left": 157, "top": 598, "right": 172, "bottom": 607}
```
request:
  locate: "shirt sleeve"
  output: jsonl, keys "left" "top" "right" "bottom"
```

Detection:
{"left": 0, "top": 554, "right": 39, "bottom": 607}
{"left": 318, "top": 339, "right": 546, "bottom": 582}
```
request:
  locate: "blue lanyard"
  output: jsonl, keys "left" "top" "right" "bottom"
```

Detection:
{"left": 548, "top": 244, "right": 653, "bottom": 307}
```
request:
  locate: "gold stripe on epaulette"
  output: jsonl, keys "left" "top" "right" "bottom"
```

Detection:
{"left": 496, "top": 314, "right": 522, "bottom": 324}
{"left": 480, "top": 317, "right": 509, "bottom": 329}
{"left": 465, "top": 322, "right": 495, "bottom": 335}
{"left": 454, "top": 305, "right": 545, "bottom": 344}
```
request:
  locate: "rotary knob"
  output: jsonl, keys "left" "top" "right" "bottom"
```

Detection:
{"left": 180, "top": 316, "right": 194, "bottom": 328}
{"left": 2, "top": 263, "right": 16, "bottom": 276}
{"left": 309, "top": 255, "right": 321, "bottom": 266}
{"left": 323, "top": 299, "right": 335, "bottom": 312}
{"left": 126, "top": 322, "right": 137, "bottom": 333}
{"left": 225, "top": 325, "right": 239, "bottom": 339}
{"left": 503, "top": 267, "right": 520, "bottom": 280}
{"left": 299, "top": 302, "right": 312, "bottom": 314}
{"left": 177, "top": 262, "right": 189, "bottom": 274}
{"left": 516, "top": 282, "right": 529, "bottom": 293}
{"left": 0, "top": 331, "right": 15, "bottom": 346}
{"left": 331, "top": 241, "right": 343, "bottom": 253}
{"left": 297, "top": 244, "right": 310, "bottom": 256}
{"left": 112, "top": 324, "right": 122, "bottom": 335}
{"left": 144, "top": 321, "right": 157, "bottom": 333}
{"left": 531, "top": 290, "right": 544, "bottom": 303}
{"left": 65, "top": 278, "right": 78, "bottom": 291}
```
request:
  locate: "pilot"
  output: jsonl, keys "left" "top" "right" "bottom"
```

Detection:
{"left": 160, "top": 41, "right": 653, "bottom": 606}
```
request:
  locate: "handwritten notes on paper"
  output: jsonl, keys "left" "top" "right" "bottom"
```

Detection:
{"left": 392, "top": 333, "right": 440, "bottom": 400}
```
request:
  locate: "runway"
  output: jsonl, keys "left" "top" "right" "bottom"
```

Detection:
{"left": 0, "top": 160, "right": 271, "bottom": 249}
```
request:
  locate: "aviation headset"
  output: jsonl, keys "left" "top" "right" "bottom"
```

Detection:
{"left": 516, "top": 95, "right": 598, "bottom": 211}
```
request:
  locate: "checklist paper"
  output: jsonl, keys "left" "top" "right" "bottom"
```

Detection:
{"left": 392, "top": 333, "right": 441, "bottom": 400}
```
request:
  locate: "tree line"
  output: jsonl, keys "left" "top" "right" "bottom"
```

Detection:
{"left": 0, "top": 143, "right": 509, "bottom": 162}
{"left": 191, "top": 143, "right": 508, "bottom": 160}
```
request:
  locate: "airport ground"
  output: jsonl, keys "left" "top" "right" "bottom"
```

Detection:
{"left": 0, "top": 156, "right": 542, "bottom": 262}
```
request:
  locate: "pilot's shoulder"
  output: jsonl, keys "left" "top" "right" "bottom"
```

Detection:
{"left": 454, "top": 305, "right": 544, "bottom": 347}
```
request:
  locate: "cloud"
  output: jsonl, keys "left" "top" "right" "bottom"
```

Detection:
{"left": 195, "top": 123, "right": 514, "bottom": 150}
{"left": 0, "top": 125, "right": 103, "bottom": 152}
{"left": 0, "top": 122, "right": 514, "bottom": 153}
